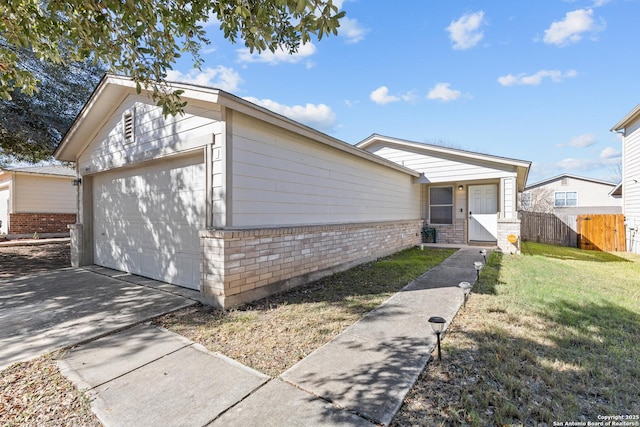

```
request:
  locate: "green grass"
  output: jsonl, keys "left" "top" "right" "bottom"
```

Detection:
{"left": 394, "top": 243, "right": 640, "bottom": 426}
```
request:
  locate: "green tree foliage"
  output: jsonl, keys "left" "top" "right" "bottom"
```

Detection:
{"left": 0, "top": 45, "right": 105, "bottom": 163}
{"left": 1, "top": 0, "right": 345, "bottom": 115}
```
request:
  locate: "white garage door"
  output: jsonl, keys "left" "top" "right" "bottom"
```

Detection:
{"left": 93, "top": 153, "right": 205, "bottom": 290}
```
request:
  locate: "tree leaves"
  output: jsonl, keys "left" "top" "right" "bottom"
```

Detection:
{"left": 0, "top": 0, "right": 345, "bottom": 118}
{"left": 0, "top": 44, "right": 105, "bottom": 163}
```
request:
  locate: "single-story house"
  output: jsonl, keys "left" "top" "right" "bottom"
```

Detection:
{"left": 0, "top": 165, "right": 77, "bottom": 235}
{"left": 356, "top": 135, "right": 530, "bottom": 247}
{"left": 611, "top": 103, "right": 640, "bottom": 253}
{"left": 521, "top": 174, "right": 621, "bottom": 215}
{"left": 54, "top": 74, "right": 530, "bottom": 308}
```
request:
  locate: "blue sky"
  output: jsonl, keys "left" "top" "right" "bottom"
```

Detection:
{"left": 167, "top": 0, "right": 640, "bottom": 184}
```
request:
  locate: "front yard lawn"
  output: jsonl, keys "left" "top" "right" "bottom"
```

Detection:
{"left": 393, "top": 242, "right": 640, "bottom": 426}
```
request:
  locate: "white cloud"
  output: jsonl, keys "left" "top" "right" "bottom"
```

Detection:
{"left": 370, "top": 86, "right": 398, "bottom": 105}
{"left": 237, "top": 43, "right": 317, "bottom": 65}
{"left": 568, "top": 133, "right": 597, "bottom": 148}
{"left": 556, "top": 155, "right": 620, "bottom": 171}
{"left": 166, "top": 66, "right": 242, "bottom": 92}
{"left": 369, "top": 86, "right": 416, "bottom": 105}
{"left": 600, "top": 147, "right": 621, "bottom": 159}
{"left": 243, "top": 97, "right": 336, "bottom": 132}
{"left": 542, "top": 9, "right": 604, "bottom": 46}
{"left": 340, "top": 17, "right": 368, "bottom": 44}
{"left": 446, "top": 11, "right": 486, "bottom": 50}
{"left": 427, "top": 83, "right": 462, "bottom": 102}
{"left": 497, "top": 69, "right": 577, "bottom": 86}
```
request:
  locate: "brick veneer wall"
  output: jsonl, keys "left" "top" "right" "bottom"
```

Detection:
{"left": 497, "top": 218, "right": 521, "bottom": 254}
{"left": 9, "top": 213, "right": 77, "bottom": 234}
{"left": 430, "top": 219, "right": 466, "bottom": 244}
{"left": 200, "top": 220, "right": 423, "bottom": 309}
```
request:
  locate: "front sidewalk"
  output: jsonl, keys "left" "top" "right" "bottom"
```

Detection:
{"left": 58, "top": 246, "right": 488, "bottom": 426}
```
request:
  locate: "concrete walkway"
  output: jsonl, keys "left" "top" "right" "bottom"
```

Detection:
{"left": 58, "top": 246, "right": 489, "bottom": 426}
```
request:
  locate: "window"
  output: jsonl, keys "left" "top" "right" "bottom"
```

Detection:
{"left": 521, "top": 192, "right": 531, "bottom": 209}
{"left": 554, "top": 191, "right": 577, "bottom": 207}
{"left": 429, "top": 186, "right": 453, "bottom": 224}
{"left": 123, "top": 108, "right": 135, "bottom": 144}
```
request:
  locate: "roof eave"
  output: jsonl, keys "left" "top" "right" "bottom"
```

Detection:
{"left": 359, "top": 133, "right": 531, "bottom": 189}
{"left": 54, "top": 76, "right": 419, "bottom": 178}
{"left": 358, "top": 134, "right": 531, "bottom": 169}
{"left": 611, "top": 103, "right": 640, "bottom": 132}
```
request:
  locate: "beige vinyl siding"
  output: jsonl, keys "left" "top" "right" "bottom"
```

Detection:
{"left": 229, "top": 113, "right": 420, "bottom": 227}
{"left": 502, "top": 177, "right": 516, "bottom": 219}
{"left": 624, "top": 119, "right": 640, "bottom": 218}
{"left": 0, "top": 182, "right": 8, "bottom": 233}
{"left": 13, "top": 175, "right": 76, "bottom": 213}
{"left": 367, "top": 145, "right": 512, "bottom": 183}
{"left": 535, "top": 177, "right": 620, "bottom": 208}
{"left": 78, "top": 96, "right": 222, "bottom": 174}
{"left": 623, "top": 118, "right": 640, "bottom": 252}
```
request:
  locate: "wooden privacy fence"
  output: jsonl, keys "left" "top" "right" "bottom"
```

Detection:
{"left": 520, "top": 211, "right": 577, "bottom": 247}
{"left": 577, "top": 214, "right": 626, "bottom": 252}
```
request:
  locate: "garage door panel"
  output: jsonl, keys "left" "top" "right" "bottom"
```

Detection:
{"left": 93, "top": 154, "right": 205, "bottom": 290}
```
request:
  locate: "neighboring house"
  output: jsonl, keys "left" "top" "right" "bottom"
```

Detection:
{"left": 611, "top": 104, "right": 640, "bottom": 253}
{"left": 0, "top": 165, "right": 77, "bottom": 235}
{"left": 521, "top": 174, "right": 621, "bottom": 215}
{"left": 54, "top": 74, "right": 530, "bottom": 308}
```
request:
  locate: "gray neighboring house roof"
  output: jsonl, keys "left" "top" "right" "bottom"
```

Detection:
{"left": 525, "top": 174, "right": 617, "bottom": 191}
{"left": 2, "top": 165, "right": 76, "bottom": 177}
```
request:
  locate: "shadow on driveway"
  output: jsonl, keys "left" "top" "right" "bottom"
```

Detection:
{"left": 0, "top": 268, "right": 196, "bottom": 370}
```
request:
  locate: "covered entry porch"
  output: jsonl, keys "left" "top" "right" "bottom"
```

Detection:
{"left": 417, "top": 178, "right": 523, "bottom": 254}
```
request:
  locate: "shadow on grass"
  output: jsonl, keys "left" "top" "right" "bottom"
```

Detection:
{"left": 392, "top": 246, "right": 640, "bottom": 426}
{"left": 0, "top": 243, "right": 71, "bottom": 279}
{"left": 393, "top": 297, "right": 640, "bottom": 426}
{"left": 521, "top": 241, "right": 630, "bottom": 263}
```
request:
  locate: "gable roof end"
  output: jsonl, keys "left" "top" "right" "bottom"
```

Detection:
{"left": 356, "top": 134, "right": 531, "bottom": 191}
{"left": 611, "top": 103, "right": 640, "bottom": 133}
{"left": 54, "top": 75, "right": 419, "bottom": 178}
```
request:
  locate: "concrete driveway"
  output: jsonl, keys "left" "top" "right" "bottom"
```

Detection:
{"left": 0, "top": 267, "right": 197, "bottom": 370}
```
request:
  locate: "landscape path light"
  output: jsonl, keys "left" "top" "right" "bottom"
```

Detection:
{"left": 479, "top": 249, "right": 487, "bottom": 263}
{"left": 428, "top": 316, "right": 446, "bottom": 361}
{"left": 458, "top": 281, "right": 472, "bottom": 308}
{"left": 474, "top": 261, "right": 483, "bottom": 281}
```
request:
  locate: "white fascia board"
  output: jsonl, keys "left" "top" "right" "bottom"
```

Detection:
{"left": 611, "top": 103, "right": 640, "bottom": 132}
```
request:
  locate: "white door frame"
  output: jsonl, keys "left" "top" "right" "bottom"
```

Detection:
{"left": 468, "top": 184, "right": 498, "bottom": 242}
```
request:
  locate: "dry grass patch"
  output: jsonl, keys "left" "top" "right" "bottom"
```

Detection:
{"left": 393, "top": 243, "right": 640, "bottom": 426}
{"left": 0, "top": 242, "right": 70, "bottom": 278}
{"left": 0, "top": 353, "right": 100, "bottom": 427}
{"left": 155, "top": 246, "right": 456, "bottom": 377}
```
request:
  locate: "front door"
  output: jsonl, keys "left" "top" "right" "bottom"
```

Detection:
{"left": 468, "top": 184, "right": 498, "bottom": 242}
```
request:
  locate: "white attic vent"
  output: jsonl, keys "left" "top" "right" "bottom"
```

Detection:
{"left": 123, "top": 108, "right": 135, "bottom": 144}
{"left": 561, "top": 178, "right": 568, "bottom": 186}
